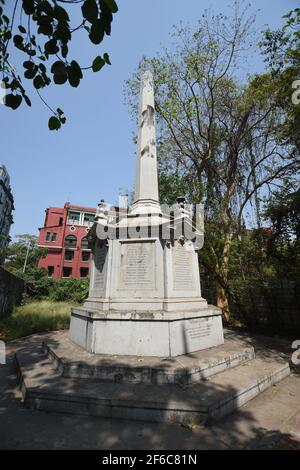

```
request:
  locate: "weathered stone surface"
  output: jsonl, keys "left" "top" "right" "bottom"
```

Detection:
{"left": 69, "top": 306, "right": 224, "bottom": 357}
{"left": 44, "top": 331, "right": 255, "bottom": 384}
{"left": 14, "top": 339, "right": 290, "bottom": 425}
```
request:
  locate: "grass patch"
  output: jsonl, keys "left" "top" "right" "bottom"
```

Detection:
{"left": 0, "top": 301, "right": 73, "bottom": 342}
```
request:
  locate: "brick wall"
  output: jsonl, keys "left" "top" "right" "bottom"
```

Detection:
{"left": 0, "top": 267, "right": 24, "bottom": 317}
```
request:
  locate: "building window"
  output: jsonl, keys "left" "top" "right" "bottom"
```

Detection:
{"left": 81, "top": 237, "right": 89, "bottom": 249}
{"left": 46, "top": 232, "right": 51, "bottom": 241}
{"left": 65, "top": 250, "right": 74, "bottom": 262}
{"left": 59, "top": 217, "right": 63, "bottom": 226}
{"left": 47, "top": 266, "right": 54, "bottom": 277}
{"left": 51, "top": 232, "right": 57, "bottom": 241}
{"left": 83, "top": 213, "right": 95, "bottom": 224}
{"left": 80, "top": 267, "right": 89, "bottom": 277}
{"left": 81, "top": 251, "right": 90, "bottom": 262}
{"left": 68, "top": 211, "right": 80, "bottom": 224}
{"left": 64, "top": 234, "right": 77, "bottom": 248}
{"left": 63, "top": 266, "right": 72, "bottom": 277}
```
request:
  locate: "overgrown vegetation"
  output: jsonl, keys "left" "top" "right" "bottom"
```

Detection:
{"left": 27, "top": 277, "right": 89, "bottom": 303}
{"left": 2, "top": 234, "right": 89, "bottom": 303}
{"left": 0, "top": 300, "right": 72, "bottom": 342}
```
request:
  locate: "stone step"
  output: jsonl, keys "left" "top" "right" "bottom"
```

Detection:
{"left": 15, "top": 345, "right": 290, "bottom": 425}
{"left": 43, "top": 332, "right": 255, "bottom": 384}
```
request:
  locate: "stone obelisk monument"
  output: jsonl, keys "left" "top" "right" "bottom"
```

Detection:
{"left": 131, "top": 71, "right": 160, "bottom": 215}
{"left": 69, "top": 71, "right": 224, "bottom": 357}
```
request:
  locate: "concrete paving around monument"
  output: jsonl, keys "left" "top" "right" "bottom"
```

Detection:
{"left": 1, "top": 329, "right": 299, "bottom": 450}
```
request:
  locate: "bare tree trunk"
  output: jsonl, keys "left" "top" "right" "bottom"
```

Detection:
{"left": 216, "top": 282, "right": 230, "bottom": 322}
{"left": 216, "top": 229, "right": 233, "bottom": 322}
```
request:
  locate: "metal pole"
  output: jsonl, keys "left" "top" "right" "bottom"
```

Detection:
{"left": 22, "top": 242, "right": 30, "bottom": 273}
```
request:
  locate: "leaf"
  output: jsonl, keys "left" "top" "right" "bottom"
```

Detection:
{"left": 70, "top": 60, "right": 83, "bottom": 79}
{"left": 33, "top": 75, "right": 44, "bottom": 89}
{"left": 89, "top": 19, "right": 105, "bottom": 44}
{"left": 24, "top": 67, "right": 37, "bottom": 79}
{"left": 54, "top": 74, "right": 68, "bottom": 85}
{"left": 61, "top": 44, "right": 68, "bottom": 59}
{"left": 51, "top": 60, "right": 66, "bottom": 76}
{"left": 13, "top": 35, "right": 23, "bottom": 46}
{"left": 103, "top": 52, "right": 111, "bottom": 65}
{"left": 182, "top": 422, "right": 205, "bottom": 431}
{"left": 23, "top": 94, "right": 32, "bottom": 107}
{"left": 18, "top": 25, "right": 26, "bottom": 34}
{"left": 272, "top": 385, "right": 278, "bottom": 395}
{"left": 38, "top": 63, "right": 46, "bottom": 73}
{"left": 82, "top": 0, "right": 98, "bottom": 23}
{"left": 37, "top": 23, "right": 53, "bottom": 36}
{"left": 67, "top": 62, "right": 81, "bottom": 88}
{"left": 53, "top": 24, "right": 71, "bottom": 44}
{"left": 53, "top": 5, "right": 69, "bottom": 22}
{"left": 5, "top": 94, "right": 22, "bottom": 110}
{"left": 103, "top": 0, "right": 118, "bottom": 13}
{"left": 23, "top": 60, "right": 34, "bottom": 69}
{"left": 45, "top": 39, "right": 59, "bottom": 55}
{"left": 40, "top": 0, "right": 53, "bottom": 15}
{"left": 92, "top": 56, "right": 105, "bottom": 72}
{"left": 22, "top": 0, "right": 35, "bottom": 15}
{"left": 48, "top": 116, "right": 61, "bottom": 131}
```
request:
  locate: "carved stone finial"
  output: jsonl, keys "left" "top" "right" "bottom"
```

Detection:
{"left": 177, "top": 196, "right": 186, "bottom": 209}
{"left": 95, "top": 199, "right": 108, "bottom": 221}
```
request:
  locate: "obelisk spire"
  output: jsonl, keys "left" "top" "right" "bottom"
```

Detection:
{"left": 131, "top": 71, "right": 160, "bottom": 215}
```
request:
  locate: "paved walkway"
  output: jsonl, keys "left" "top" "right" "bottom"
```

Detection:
{"left": 0, "top": 330, "right": 299, "bottom": 450}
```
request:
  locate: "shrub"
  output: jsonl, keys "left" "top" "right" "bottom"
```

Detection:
{"left": 49, "top": 278, "right": 89, "bottom": 303}
{"left": 25, "top": 277, "right": 89, "bottom": 303}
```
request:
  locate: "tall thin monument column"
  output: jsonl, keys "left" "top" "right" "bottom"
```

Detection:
{"left": 131, "top": 71, "right": 161, "bottom": 215}
{"left": 69, "top": 71, "right": 224, "bottom": 357}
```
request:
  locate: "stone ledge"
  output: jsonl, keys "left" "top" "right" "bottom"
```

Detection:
{"left": 43, "top": 331, "right": 255, "bottom": 384}
{"left": 71, "top": 305, "right": 221, "bottom": 321}
{"left": 14, "top": 340, "right": 290, "bottom": 425}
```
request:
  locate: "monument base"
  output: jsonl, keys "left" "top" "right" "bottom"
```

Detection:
{"left": 69, "top": 306, "right": 224, "bottom": 357}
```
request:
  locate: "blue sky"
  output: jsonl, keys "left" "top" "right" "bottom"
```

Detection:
{"left": 1, "top": 0, "right": 297, "bottom": 238}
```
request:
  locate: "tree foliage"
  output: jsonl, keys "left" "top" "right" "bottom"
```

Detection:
{"left": 0, "top": 0, "right": 118, "bottom": 129}
{"left": 125, "top": 4, "right": 300, "bottom": 322}
{"left": 3, "top": 233, "right": 47, "bottom": 282}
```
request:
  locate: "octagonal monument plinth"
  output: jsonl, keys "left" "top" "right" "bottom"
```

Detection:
{"left": 69, "top": 71, "right": 224, "bottom": 357}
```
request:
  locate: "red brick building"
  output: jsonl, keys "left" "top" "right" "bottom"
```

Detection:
{"left": 38, "top": 203, "right": 96, "bottom": 279}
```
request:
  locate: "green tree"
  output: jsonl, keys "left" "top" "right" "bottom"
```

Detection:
{"left": 260, "top": 6, "right": 300, "bottom": 149}
{"left": 0, "top": 0, "right": 118, "bottom": 129}
{"left": 4, "top": 233, "right": 47, "bottom": 282}
{"left": 126, "top": 5, "right": 300, "bottom": 321}
{"left": 263, "top": 187, "right": 300, "bottom": 279}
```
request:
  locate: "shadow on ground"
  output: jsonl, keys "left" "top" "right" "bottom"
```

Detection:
{"left": 0, "top": 330, "right": 299, "bottom": 450}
